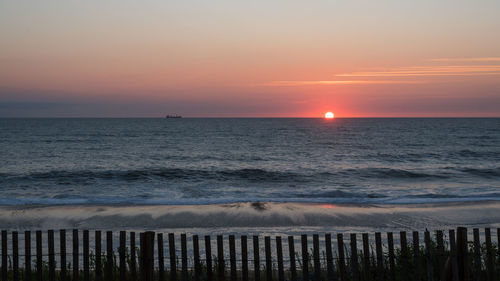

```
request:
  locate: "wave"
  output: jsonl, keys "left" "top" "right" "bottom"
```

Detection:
{"left": 2, "top": 166, "right": 500, "bottom": 185}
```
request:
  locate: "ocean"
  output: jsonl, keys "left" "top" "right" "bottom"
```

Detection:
{"left": 1, "top": 118, "right": 499, "bottom": 206}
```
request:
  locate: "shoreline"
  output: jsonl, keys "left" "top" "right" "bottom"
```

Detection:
{"left": 1, "top": 201, "right": 500, "bottom": 233}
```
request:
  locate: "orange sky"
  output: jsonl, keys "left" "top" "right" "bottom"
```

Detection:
{"left": 1, "top": 1, "right": 499, "bottom": 117}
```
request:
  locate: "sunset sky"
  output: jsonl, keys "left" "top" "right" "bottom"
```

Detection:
{"left": 1, "top": 0, "right": 499, "bottom": 117}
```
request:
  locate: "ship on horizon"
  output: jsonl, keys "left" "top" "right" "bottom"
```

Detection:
{"left": 165, "top": 114, "right": 182, "bottom": 118}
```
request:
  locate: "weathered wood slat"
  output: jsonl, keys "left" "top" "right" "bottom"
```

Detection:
{"left": 84, "top": 230, "right": 90, "bottom": 281}
{"left": 130, "top": 232, "right": 137, "bottom": 281}
{"left": 193, "top": 235, "right": 201, "bottom": 281}
{"left": 48, "top": 230, "right": 55, "bottom": 281}
{"left": 424, "top": 231, "right": 434, "bottom": 281}
{"left": 276, "top": 236, "right": 284, "bottom": 281}
{"left": 60, "top": 230, "right": 67, "bottom": 281}
{"left": 241, "top": 236, "right": 249, "bottom": 281}
{"left": 253, "top": 236, "right": 260, "bottom": 281}
{"left": 229, "top": 235, "right": 237, "bottom": 281}
{"left": 362, "top": 233, "right": 371, "bottom": 281}
{"left": 302, "top": 234, "right": 309, "bottom": 281}
{"left": 157, "top": 233, "right": 165, "bottom": 281}
{"left": 313, "top": 234, "right": 320, "bottom": 281}
{"left": 1, "top": 230, "right": 6, "bottom": 281}
{"left": 473, "top": 228, "right": 481, "bottom": 281}
{"left": 387, "top": 232, "right": 396, "bottom": 281}
{"left": 288, "top": 236, "right": 297, "bottom": 281}
{"left": 412, "top": 231, "right": 420, "bottom": 281}
{"left": 106, "top": 231, "right": 113, "bottom": 281}
{"left": 169, "top": 233, "right": 177, "bottom": 281}
{"left": 36, "top": 230, "right": 42, "bottom": 281}
{"left": 375, "top": 232, "right": 384, "bottom": 281}
{"left": 484, "top": 228, "right": 493, "bottom": 281}
{"left": 205, "top": 235, "right": 213, "bottom": 281}
{"left": 265, "top": 236, "right": 272, "bottom": 281}
{"left": 24, "top": 231, "right": 31, "bottom": 281}
{"left": 217, "top": 235, "right": 225, "bottom": 281}
{"left": 181, "top": 234, "right": 188, "bottom": 281}
{"left": 337, "top": 233, "right": 346, "bottom": 281}
{"left": 436, "top": 230, "right": 445, "bottom": 281}
{"left": 449, "top": 229, "right": 459, "bottom": 281}
{"left": 119, "top": 231, "right": 126, "bottom": 281}
{"left": 456, "top": 227, "right": 469, "bottom": 281}
{"left": 325, "top": 234, "right": 335, "bottom": 281}
{"left": 400, "top": 232, "right": 409, "bottom": 279}
{"left": 13, "top": 232, "right": 19, "bottom": 281}
{"left": 350, "top": 233, "right": 360, "bottom": 281}
{"left": 95, "top": 231, "right": 102, "bottom": 281}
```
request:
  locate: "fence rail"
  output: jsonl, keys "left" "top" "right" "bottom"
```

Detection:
{"left": 1, "top": 227, "right": 499, "bottom": 281}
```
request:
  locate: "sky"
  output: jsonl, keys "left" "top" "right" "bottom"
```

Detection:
{"left": 1, "top": 0, "right": 499, "bottom": 117}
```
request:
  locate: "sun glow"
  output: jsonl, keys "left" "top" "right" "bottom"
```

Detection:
{"left": 325, "top": 112, "right": 335, "bottom": 119}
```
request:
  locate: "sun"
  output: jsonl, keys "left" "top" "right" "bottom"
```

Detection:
{"left": 324, "top": 112, "right": 335, "bottom": 119}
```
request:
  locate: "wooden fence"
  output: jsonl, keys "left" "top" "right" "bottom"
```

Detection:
{"left": 1, "top": 227, "right": 499, "bottom": 281}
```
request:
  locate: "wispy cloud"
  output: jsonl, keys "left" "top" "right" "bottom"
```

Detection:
{"left": 337, "top": 65, "right": 500, "bottom": 77}
{"left": 258, "top": 80, "right": 426, "bottom": 86}
{"left": 428, "top": 57, "right": 500, "bottom": 62}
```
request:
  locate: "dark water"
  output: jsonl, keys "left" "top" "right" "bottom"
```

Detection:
{"left": 0, "top": 118, "right": 499, "bottom": 205}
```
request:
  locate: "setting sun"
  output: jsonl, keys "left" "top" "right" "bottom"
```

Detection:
{"left": 325, "top": 112, "right": 335, "bottom": 119}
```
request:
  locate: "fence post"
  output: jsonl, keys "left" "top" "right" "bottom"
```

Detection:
{"left": 218, "top": 235, "right": 225, "bottom": 281}
{"left": 24, "top": 231, "right": 31, "bottom": 281}
{"left": 325, "top": 234, "right": 335, "bottom": 281}
{"left": 436, "top": 230, "right": 445, "bottom": 281}
{"left": 313, "top": 234, "right": 320, "bottom": 281}
{"left": 84, "top": 230, "right": 90, "bottom": 281}
{"left": 375, "top": 232, "right": 384, "bottom": 281}
{"left": 229, "top": 235, "right": 237, "bottom": 281}
{"left": 449, "top": 229, "right": 459, "bottom": 281}
{"left": 265, "top": 236, "right": 272, "bottom": 281}
{"left": 484, "top": 228, "right": 493, "bottom": 281}
{"left": 61, "top": 230, "right": 67, "bottom": 281}
{"left": 73, "top": 229, "right": 79, "bottom": 281}
{"left": 276, "top": 236, "right": 284, "bottom": 281}
{"left": 288, "top": 236, "right": 297, "bottom": 281}
{"left": 48, "top": 230, "right": 55, "bottom": 281}
{"left": 412, "top": 231, "right": 421, "bottom": 281}
{"left": 472, "top": 229, "right": 481, "bottom": 281}
{"left": 253, "top": 236, "right": 260, "bottom": 281}
{"left": 205, "top": 235, "right": 213, "bottom": 281}
{"left": 169, "top": 233, "right": 177, "bottom": 281}
{"left": 130, "top": 232, "right": 137, "bottom": 281}
{"left": 337, "top": 234, "right": 346, "bottom": 281}
{"left": 157, "top": 233, "right": 164, "bottom": 281}
{"left": 106, "top": 231, "right": 113, "bottom": 281}
{"left": 13, "top": 232, "right": 18, "bottom": 281}
{"left": 424, "top": 230, "right": 434, "bottom": 281}
{"left": 193, "top": 235, "right": 201, "bottom": 281}
{"left": 95, "top": 231, "right": 102, "bottom": 281}
{"left": 1, "top": 230, "right": 6, "bottom": 281}
{"left": 119, "top": 231, "right": 126, "bottom": 281}
{"left": 387, "top": 232, "right": 396, "bottom": 281}
{"left": 181, "top": 234, "right": 188, "bottom": 281}
{"left": 362, "top": 233, "right": 371, "bottom": 281}
{"left": 350, "top": 234, "right": 360, "bottom": 281}
{"left": 400, "top": 232, "right": 409, "bottom": 279}
{"left": 301, "top": 234, "right": 309, "bottom": 281}
{"left": 36, "top": 230, "right": 42, "bottom": 281}
{"left": 457, "top": 227, "right": 469, "bottom": 281}
{"left": 142, "top": 232, "right": 155, "bottom": 281}
{"left": 242, "top": 236, "right": 249, "bottom": 281}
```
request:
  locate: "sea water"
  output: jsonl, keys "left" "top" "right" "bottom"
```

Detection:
{"left": 1, "top": 118, "right": 499, "bottom": 206}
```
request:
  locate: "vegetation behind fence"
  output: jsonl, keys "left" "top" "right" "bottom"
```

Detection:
{"left": 1, "top": 227, "right": 499, "bottom": 281}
